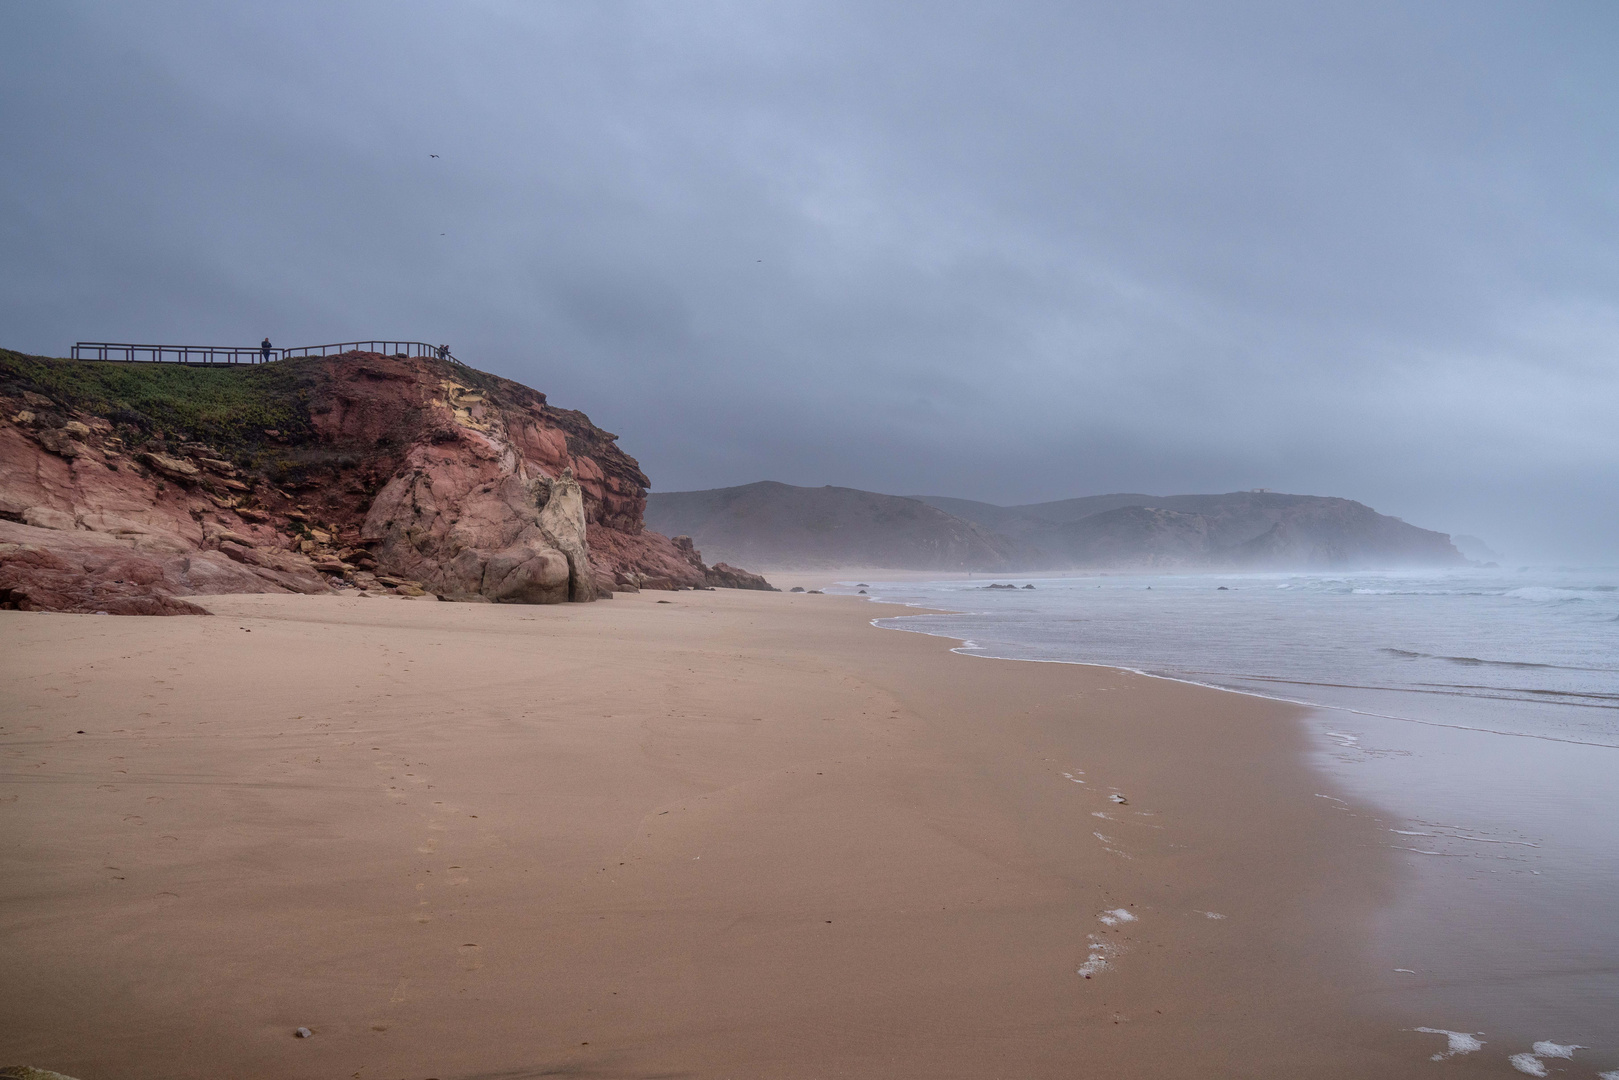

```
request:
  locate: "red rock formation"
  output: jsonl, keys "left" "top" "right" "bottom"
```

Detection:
{"left": 669, "top": 536, "right": 778, "bottom": 591}
{"left": 0, "top": 350, "right": 768, "bottom": 613}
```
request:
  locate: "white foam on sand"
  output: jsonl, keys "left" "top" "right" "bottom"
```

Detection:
{"left": 1197, "top": 910, "right": 1227, "bottom": 919}
{"left": 1597, "top": 1071, "right": 1619, "bottom": 1080}
{"left": 1075, "top": 939, "right": 1113, "bottom": 977}
{"left": 1505, "top": 1043, "right": 1583, "bottom": 1077}
{"left": 1098, "top": 908, "right": 1136, "bottom": 926}
{"left": 1077, "top": 935, "right": 1116, "bottom": 978}
{"left": 1530, "top": 1041, "right": 1581, "bottom": 1059}
{"left": 1093, "top": 831, "right": 1118, "bottom": 844}
{"left": 1509, "top": 1054, "right": 1549, "bottom": 1076}
{"left": 1061, "top": 772, "right": 1085, "bottom": 784}
{"left": 1413, "top": 1028, "right": 1484, "bottom": 1061}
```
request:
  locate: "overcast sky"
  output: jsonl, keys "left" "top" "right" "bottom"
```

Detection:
{"left": 3, "top": 2, "right": 1617, "bottom": 559}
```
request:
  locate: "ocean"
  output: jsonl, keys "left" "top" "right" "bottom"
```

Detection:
{"left": 844, "top": 567, "right": 1619, "bottom": 1065}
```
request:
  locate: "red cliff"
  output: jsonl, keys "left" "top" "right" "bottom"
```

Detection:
{"left": 0, "top": 349, "right": 770, "bottom": 613}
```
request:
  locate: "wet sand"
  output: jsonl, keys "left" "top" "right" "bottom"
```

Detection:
{"left": 1, "top": 589, "right": 1488, "bottom": 1078}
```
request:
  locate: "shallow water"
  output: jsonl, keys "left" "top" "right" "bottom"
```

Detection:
{"left": 850, "top": 568, "right": 1619, "bottom": 1071}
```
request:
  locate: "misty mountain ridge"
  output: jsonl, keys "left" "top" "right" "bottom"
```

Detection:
{"left": 642, "top": 481, "right": 1028, "bottom": 571}
{"left": 645, "top": 483, "right": 1467, "bottom": 571}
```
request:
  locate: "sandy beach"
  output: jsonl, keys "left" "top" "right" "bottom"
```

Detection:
{"left": 2, "top": 588, "right": 1484, "bottom": 1078}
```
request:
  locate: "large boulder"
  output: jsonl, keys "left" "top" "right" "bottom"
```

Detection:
{"left": 361, "top": 445, "right": 598, "bottom": 604}
{"left": 479, "top": 543, "right": 571, "bottom": 604}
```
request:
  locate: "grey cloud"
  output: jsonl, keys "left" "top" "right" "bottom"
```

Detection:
{"left": 2, "top": 0, "right": 1616, "bottom": 559}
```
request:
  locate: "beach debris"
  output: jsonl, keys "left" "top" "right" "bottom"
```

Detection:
{"left": 1413, "top": 1028, "right": 1483, "bottom": 1061}
{"left": 294, "top": 1027, "right": 312, "bottom": 1038}
{"left": 656, "top": 600, "right": 672, "bottom": 604}
{"left": 1109, "top": 793, "right": 1128, "bottom": 804}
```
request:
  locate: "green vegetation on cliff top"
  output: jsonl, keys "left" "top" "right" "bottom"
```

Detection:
{"left": 0, "top": 347, "right": 315, "bottom": 448}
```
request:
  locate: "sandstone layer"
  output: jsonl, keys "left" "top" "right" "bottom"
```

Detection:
{"left": 0, "top": 349, "right": 771, "bottom": 613}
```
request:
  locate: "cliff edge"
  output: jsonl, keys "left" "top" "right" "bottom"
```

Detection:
{"left": 0, "top": 348, "right": 772, "bottom": 613}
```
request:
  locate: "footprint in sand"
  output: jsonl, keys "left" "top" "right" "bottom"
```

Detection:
{"left": 458, "top": 943, "right": 482, "bottom": 971}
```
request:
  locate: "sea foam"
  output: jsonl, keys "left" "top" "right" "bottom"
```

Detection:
{"left": 1413, "top": 1028, "right": 1483, "bottom": 1061}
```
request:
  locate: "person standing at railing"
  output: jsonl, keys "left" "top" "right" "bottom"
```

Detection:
{"left": 437, "top": 344, "right": 450, "bottom": 361}
{"left": 261, "top": 337, "right": 273, "bottom": 363}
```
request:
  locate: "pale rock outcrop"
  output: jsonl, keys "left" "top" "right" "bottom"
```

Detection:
{"left": 359, "top": 427, "right": 597, "bottom": 604}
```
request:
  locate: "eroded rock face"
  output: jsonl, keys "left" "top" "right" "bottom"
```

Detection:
{"left": 0, "top": 412, "right": 334, "bottom": 613}
{"left": 0, "top": 350, "right": 768, "bottom": 613}
{"left": 363, "top": 464, "right": 596, "bottom": 604}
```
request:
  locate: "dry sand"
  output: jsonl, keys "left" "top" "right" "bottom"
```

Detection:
{"left": 1, "top": 589, "right": 1486, "bottom": 1078}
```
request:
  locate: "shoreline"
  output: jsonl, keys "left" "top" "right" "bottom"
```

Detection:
{"left": 872, "top": 598, "right": 1619, "bottom": 749}
{"left": 1, "top": 588, "right": 1494, "bottom": 1077}
{"left": 843, "top": 570, "right": 1619, "bottom": 1066}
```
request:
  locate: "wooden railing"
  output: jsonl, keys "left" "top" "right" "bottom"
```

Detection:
{"left": 71, "top": 340, "right": 463, "bottom": 367}
{"left": 71, "top": 342, "right": 278, "bottom": 364}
